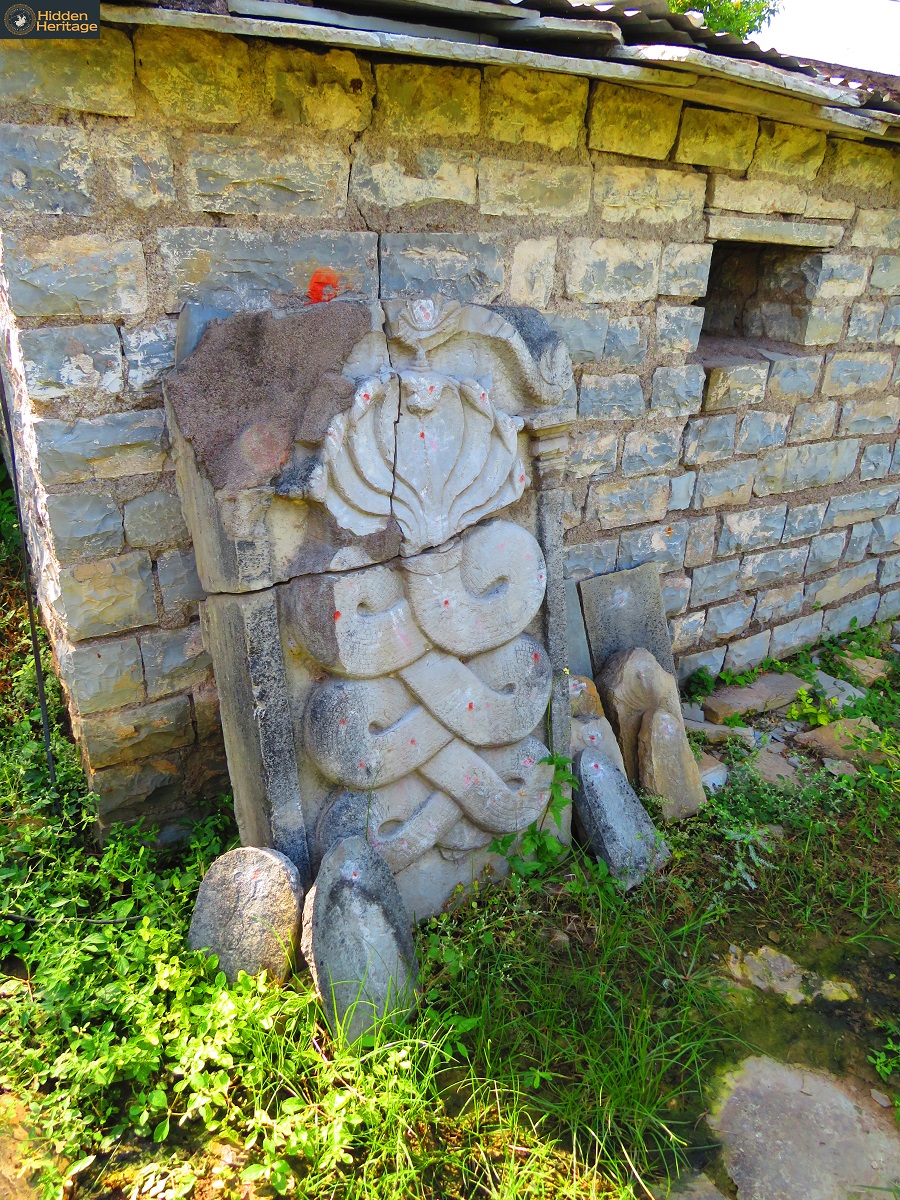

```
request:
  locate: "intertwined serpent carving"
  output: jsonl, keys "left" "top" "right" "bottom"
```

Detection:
{"left": 281, "top": 297, "right": 568, "bottom": 883}
{"left": 286, "top": 517, "right": 555, "bottom": 872}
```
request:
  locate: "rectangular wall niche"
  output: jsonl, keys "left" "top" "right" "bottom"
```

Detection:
{"left": 701, "top": 240, "right": 858, "bottom": 349}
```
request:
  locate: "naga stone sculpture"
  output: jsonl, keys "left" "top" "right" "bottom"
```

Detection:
{"left": 164, "top": 296, "right": 575, "bottom": 1033}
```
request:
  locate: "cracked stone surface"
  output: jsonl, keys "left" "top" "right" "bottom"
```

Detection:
{"left": 703, "top": 673, "right": 806, "bottom": 724}
{"left": 171, "top": 296, "right": 576, "bottom": 931}
{"left": 709, "top": 1056, "right": 900, "bottom": 1200}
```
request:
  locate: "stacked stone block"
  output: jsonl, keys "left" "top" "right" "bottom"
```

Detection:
{"left": 0, "top": 24, "right": 898, "bottom": 822}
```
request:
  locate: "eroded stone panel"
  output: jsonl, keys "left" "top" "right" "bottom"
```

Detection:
{"left": 165, "top": 297, "right": 575, "bottom": 923}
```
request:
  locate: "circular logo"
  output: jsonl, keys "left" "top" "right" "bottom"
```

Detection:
{"left": 4, "top": 3, "right": 36, "bottom": 33}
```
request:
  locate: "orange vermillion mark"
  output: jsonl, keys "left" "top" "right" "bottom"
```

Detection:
{"left": 307, "top": 268, "right": 341, "bottom": 304}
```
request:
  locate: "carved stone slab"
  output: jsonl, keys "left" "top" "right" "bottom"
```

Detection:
{"left": 189, "top": 846, "right": 305, "bottom": 983}
{"left": 579, "top": 563, "right": 676, "bottom": 679}
{"left": 167, "top": 297, "right": 575, "bottom": 923}
{"left": 573, "top": 751, "right": 669, "bottom": 890}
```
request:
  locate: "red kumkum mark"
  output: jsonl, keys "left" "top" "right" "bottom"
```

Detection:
{"left": 443, "top": 599, "right": 450, "bottom": 607}
{"left": 333, "top": 610, "right": 341, "bottom": 620}
{"left": 468, "top": 702, "right": 474, "bottom": 710}
{"left": 307, "top": 268, "right": 341, "bottom": 304}
{"left": 339, "top": 718, "right": 347, "bottom": 726}
{"left": 533, "top": 652, "right": 540, "bottom": 661}
{"left": 359, "top": 761, "right": 366, "bottom": 770}
{"left": 410, "top": 738, "right": 416, "bottom": 746}
{"left": 519, "top": 474, "right": 526, "bottom": 483}
{"left": 419, "top": 431, "right": 426, "bottom": 439}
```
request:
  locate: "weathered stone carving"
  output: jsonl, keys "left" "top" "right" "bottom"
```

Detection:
{"left": 166, "top": 295, "right": 575, "bottom": 1009}
{"left": 188, "top": 845, "right": 305, "bottom": 984}
{"left": 598, "top": 647, "right": 705, "bottom": 822}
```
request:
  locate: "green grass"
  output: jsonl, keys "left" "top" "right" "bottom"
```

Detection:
{"left": 1, "top": 477, "right": 899, "bottom": 1198}
{"left": 0, "top": 539, "right": 726, "bottom": 1200}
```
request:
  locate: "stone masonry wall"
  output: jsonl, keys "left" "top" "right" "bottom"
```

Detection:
{"left": 0, "top": 26, "right": 899, "bottom": 830}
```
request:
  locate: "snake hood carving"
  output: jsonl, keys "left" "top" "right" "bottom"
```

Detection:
{"left": 300, "top": 295, "right": 570, "bottom": 558}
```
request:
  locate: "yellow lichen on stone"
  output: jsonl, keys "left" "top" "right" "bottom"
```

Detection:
{"left": 748, "top": 120, "right": 827, "bottom": 181}
{"left": 134, "top": 27, "right": 250, "bottom": 125}
{"left": 375, "top": 62, "right": 480, "bottom": 139}
{"left": 483, "top": 66, "right": 587, "bottom": 151}
{"left": 594, "top": 164, "right": 706, "bottom": 227}
{"left": 675, "top": 107, "right": 759, "bottom": 172}
{"left": 0, "top": 29, "right": 135, "bottom": 117}
{"left": 265, "top": 46, "right": 373, "bottom": 132}
{"left": 821, "top": 138, "right": 898, "bottom": 195}
{"left": 587, "top": 82, "right": 682, "bottom": 161}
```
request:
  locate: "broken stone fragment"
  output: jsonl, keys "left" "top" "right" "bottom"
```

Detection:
{"left": 684, "top": 718, "right": 756, "bottom": 749}
{"left": 836, "top": 652, "right": 890, "bottom": 687}
{"left": 813, "top": 669, "right": 866, "bottom": 709}
{"left": 568, "top": 674, "right": 604, "bottom": 720}
{"left": 795, "top": 716, "right": 884, "bottom": 763}
{"left": 571, "top": 715, "right": 626, "bottom": 774}
{"left": 638, "top": 708, "right": 707, "bottom": 820}
{"left": 710, "top": 1057, "right": 900, "bottom": 1200}
{"left": 697, "top": 751, "right": 728, "bottom": 792}
{"left": 597, "top": 647, "right": 683, "bottom": 783}
{"left": 752, "top": 747, "right": 798, "bottom": 787}
{"left": 302, "top": 836, "right": 419, "bottom": 1042}
{"left": 580, "top": 562, "right": 676, "bottom": 679}
{"left": 573, "top": 750, "right": 669, "bottom": 889}
{"left": 188, "top": 846, "right": 305, "bottom": 984}
{"left": 823, "top": 757, "right": 859, "bottom": 778}
{"left": 703, "top": 672, "right": 806, "bottom": 724}
{"left": 726, "top": 944, "right": 858, "bottom": 1004}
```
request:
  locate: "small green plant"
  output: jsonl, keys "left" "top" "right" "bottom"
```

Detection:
{"left": 0, "top": 472, "right": 20, "bottom": 567}
{"left": 490, "top": 752, "right": 576, "bottom": 878}
{"left": 869, "top": 1021, "right": 900, "bottom": 1085}
{"left": 683, "top": 666, "right": 717, "bottom": 703}
{"left": 786, "top": 687, "right": 838, "bottom": 727}
{"left": 718, "top": 665, "right": 762, "bottom": 688}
